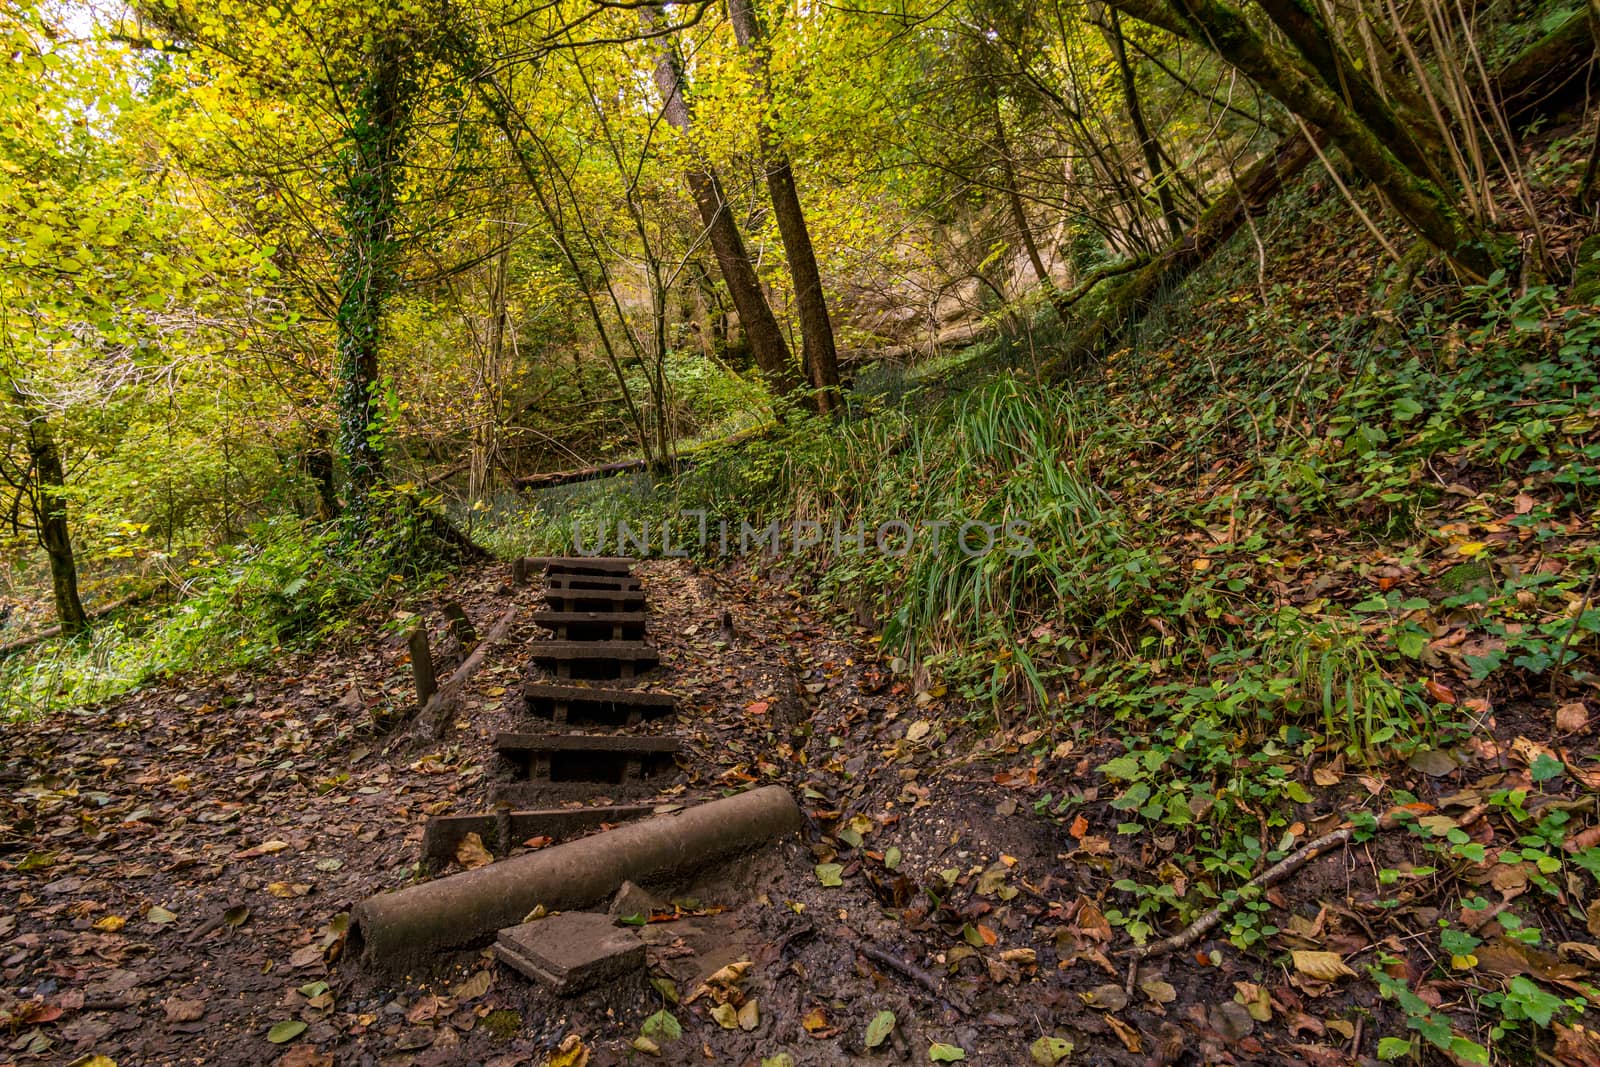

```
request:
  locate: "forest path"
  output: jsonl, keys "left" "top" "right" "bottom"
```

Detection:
{"left": 2, "top": 557, "right": 1357, "bottom": 1066}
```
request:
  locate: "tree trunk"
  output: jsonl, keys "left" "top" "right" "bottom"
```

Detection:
{"left": 1046, "top": 134, "right": 1317, "bottom": 374}
{"left": 1250, "top": 0, "right": 1442, "bottom": 185}
{"left": 726, "top": 0, "right": 841, "bottom": 415}
{"left": 988, "top": 95, "right": 1071, "bottom": 328}
{"left": 1101, "top": 8, "right": 1185, "bottom": 242}
{"left": 9, "top": 388, "right": 88, "bottom": 636}
{"left": 1110, "top": 0, "right": 1499, "bottom": 280}
{"left": 335, "top": 35, "right": 409, "bottom": 529}
{"left": 646, "top": 7, "right": 805, "bottom": 402}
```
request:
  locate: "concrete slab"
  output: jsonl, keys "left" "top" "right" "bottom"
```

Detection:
{"left": 495, "top": 912, "right": 645, "bottom": 994}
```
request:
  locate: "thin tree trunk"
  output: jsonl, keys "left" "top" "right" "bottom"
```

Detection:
{"left": 8, "top": 387, "right": 88, "bottom": 636}
{"left": 335, "top": 35, "right": 408, "bottom": 528}
{"left": 646, "top": 7, "right": 804, "bottom": 402}
{"left": 1101, "top": 8, "right": 1185, "bottom": 242}
{"left": 727, "top": 0, "right": 841, "bottom": 415}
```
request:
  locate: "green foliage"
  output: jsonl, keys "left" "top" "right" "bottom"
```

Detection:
{"left": 0, "top": 511, "right": 447, "bottom": 719}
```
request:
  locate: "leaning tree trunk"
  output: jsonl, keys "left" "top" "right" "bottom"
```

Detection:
{"left": 1047, "top": 134, "right": 1317, "bottom": 374}
{"left": 8, "top": 387, "right": 88, "bottom": 636}
{"left": 727, "top": 0, "right": 841, "bottom": 415}
{"left": 647, "top": 8, "right": 805, "bottom": 402}
{"left": 1109, "top": 0, "right": 1499, "bottom": 280}
{"left": 334, "top": 35, "right": 409, "bottom": 531}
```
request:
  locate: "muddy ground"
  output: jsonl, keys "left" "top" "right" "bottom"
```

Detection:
{"left": 0, "top": 558, "right": 1513, "bottom": 1065}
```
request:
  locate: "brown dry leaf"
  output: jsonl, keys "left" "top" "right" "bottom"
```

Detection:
{"left": 266, "top": 882, "right": 311, "bottom": 899}
{"left": 801, "top": 1007, "right": 829, "bottom": 1033}
{"left": 454, "top": 833, "right": 493, "bottom": 871}
{"left": 1140, "top": 977, "right": 1178, "bottom": 1005}
{"left": 1074, "top": 900, "right": 1112, "bottom": 942}
{"left": 1512, "top": 736, "right": 1559, "bottom": 767}
{"left": 1558, "top": 703, "right": 1591, "bottom": 733}
{"left": 1312, "top": 767, "right": 1340, "bottom": 787}
{"left": 407, "top": 995, "right": 445, "bottom": 1024}
{"left": 277, "top": 1048, "right": 334, "bottom": 1067}
{"left": 1233, "top": 982, "right": 1272, "bottom": 1022}
{"left": 1291, "top": 951, "right": 1356, "bottom": 982}
{"left": 737, "top": 999, "right": 759, "bottom": 1032}
{"left": 1104, "top": 1013, "right": 1142, "bottom": 1053}
{"left": 451, "top": 969, "right": 492, "bottom": 1001}
{"left": 1588, "top": 900, "right": 1600, "bottom": 939}
{"left": 1555, "top": 1023, "right": 1600, "bottom": 1067}
{"left": 1081, "top": 984, "right": 1128, "bottom": 1011}
{"left": 161, "top": 998, "right": 205, "bottom": 1023}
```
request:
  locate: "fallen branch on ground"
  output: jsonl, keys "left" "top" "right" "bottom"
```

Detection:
{"left": 416, "top": 598, "right": 520, "bottom": 740}
{"left": 0, "top": 586, "right": 164, "bottom": 658}
{"left": 843, "top": 929, "right": 973, "bottom": 1015}
{"left": 1125, "top": 804, "right": 1487, "bottom": 961}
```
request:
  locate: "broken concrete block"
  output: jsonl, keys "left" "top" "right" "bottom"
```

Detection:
{"left": 608, "top": 881, "right": 662, "bottom": 924}
{"left": 496, "top": 912, "right": 644, "bottom": 994}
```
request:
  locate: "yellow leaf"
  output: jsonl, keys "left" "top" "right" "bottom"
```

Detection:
{"left": 1456, "top": 542, "right": 1488, "bottom": 556}
{"left": 547, "top": 1034, "right": 590, "bottom": 1067}
{"left": 710, "top": 1003, "right": 739, "bottom": 1029}
{"left": 93, "top": 915, "right": 127, "bottom": 932}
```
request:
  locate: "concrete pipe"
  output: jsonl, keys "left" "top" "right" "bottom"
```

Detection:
{"left": 351, "top": 785, "right": 802, "bottom": 969}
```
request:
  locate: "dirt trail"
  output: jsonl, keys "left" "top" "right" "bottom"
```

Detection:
{"left": 1, "top": 558, "right": 1396, "bottom": 1066}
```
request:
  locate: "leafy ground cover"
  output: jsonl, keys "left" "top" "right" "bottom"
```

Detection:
{"left": 479, "top": 147, "right": 1600, "bottom": 1062}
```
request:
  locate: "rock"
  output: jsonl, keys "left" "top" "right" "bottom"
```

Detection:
{"left": 495, "top": 912, "right": 644, "bottom": 995}
{"left": 608, "top": 881, "right": 662, "bottom": 924}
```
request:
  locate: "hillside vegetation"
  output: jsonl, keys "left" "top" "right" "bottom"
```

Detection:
{"left": 3, "top": 0, "right": 1600, "bottom": 1060}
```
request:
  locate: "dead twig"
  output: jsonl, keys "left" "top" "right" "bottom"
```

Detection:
{"left": 845, "top": 929, "right": 972, "bottom": 1016}
{"left": 1126, "top": 805, "right": 1487, "bottom": 961}
{"left": 1548, "top": 570, "right": 1598, "bottom": 700}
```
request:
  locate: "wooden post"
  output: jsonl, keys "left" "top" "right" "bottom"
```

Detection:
{"left": 512, "top": 558, "right": 528, "bottom": 587}
{"left": 409, "top": 627, "right": 437, "bottom": 708}
{"left": 443, "top": 601, "right": 478, "bottom": 652}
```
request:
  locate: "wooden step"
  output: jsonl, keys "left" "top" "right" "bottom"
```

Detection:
{"left": 420, "top": 803, "right": 654, "bottom": 871}
{"left": 531, "top": 610, "right": 647, "bottom": 642}
{"left": 531, "top": 556, "right": 635, "bottom": 576}
{"left": 530, "top": 639, "right": 658, "bottom": 680}
{"left": 544, "top": 589, "right": 647, "bottom": 614}
{"left": 495, "top": 733, "right": 681, "bottom": 791}
{"left": 547, "top": 573, "right": 643, "bottom": 592}
{"left": 517, "top": 682, "right": 676, "bottom": 726}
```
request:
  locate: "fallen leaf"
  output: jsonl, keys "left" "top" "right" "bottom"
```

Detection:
{"left": 451, "top": 969, "right": 492, "bottom": 1001}
{"left": 866, "top": 1010, "right": 896, "bottom": 1048}
{"left": 928, "top": 1042, "right": 965, "bottom": 1061}
{"left": 815, "top": 863, "right": 843, "bottom": 887}
{"left": 266, "top": 1020, "right": 307, "bottom": 1044}
{"left": 710, "top": 1003, "right": 739, "bottom": 1030}
{"left": 1292, "top": 951, "right": 1356, "bottom": 981}
{"left": 1558, "top": 702, "right": 1590, "bottom": 733}
{"left": 738, "top": 999, "right": 759, "bottom": 1032}
{"left": 1030, "top": 1036, "right": 1074, "bottom": 1065}
{"left": 162, "top": 998, "right": 205, "bottom": 1023}
{"left": 455, "top": 833, "right": 493, "bottom": 871}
